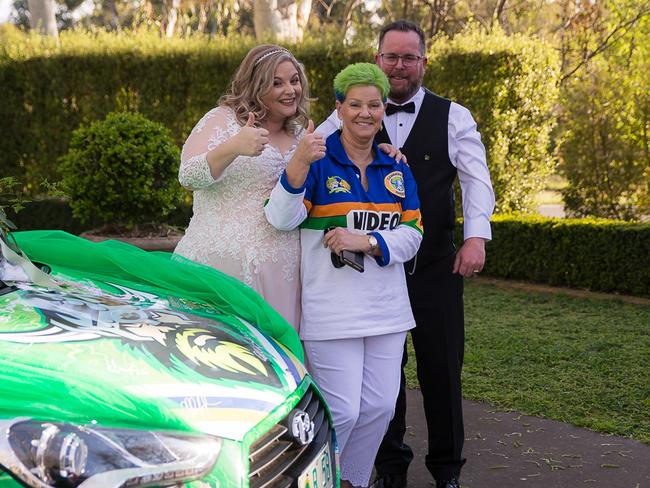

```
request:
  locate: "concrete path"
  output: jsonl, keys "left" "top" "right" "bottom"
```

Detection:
{"left": 404, "top": 390, "right": 650, "bottom": 488}
{"left": 536, "top": 204, "right": 565, "bottom": 218}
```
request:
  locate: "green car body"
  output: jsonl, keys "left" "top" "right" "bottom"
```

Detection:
{"left": 0, "top": 234, "right": 338, "bottom": 488}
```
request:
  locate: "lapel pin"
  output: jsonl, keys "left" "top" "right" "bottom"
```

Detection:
{"left": 424, "top": 154, "right": 431, "bottom": 161}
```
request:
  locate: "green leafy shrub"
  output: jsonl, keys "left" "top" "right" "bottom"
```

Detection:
{"left": 559, "top": 57, "right": 650, "bottom": 220}
{"left": 427, "top": 27, "right": 561, "bottom": 214}
{"left": 0, "top": 176, "right": 28, "bottom": 234}
{"left": 59, "top": 111, "right": 182, "bottom": 228}
{"left": 483, "top": 215, "right": 650, "bottom": 296}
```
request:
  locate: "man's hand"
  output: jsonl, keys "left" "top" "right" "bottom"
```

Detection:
{"left": 378, "top": 143, "right": 407, "bottom": 164}
{"left": 453, "top": 237, "right": 486, "bottom": 277}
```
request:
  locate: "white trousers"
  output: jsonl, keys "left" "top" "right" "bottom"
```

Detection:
{"left": 303, "top": 332, "right": 407, "bottom": 487}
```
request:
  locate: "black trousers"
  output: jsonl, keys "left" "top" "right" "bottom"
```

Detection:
{"left": 375, "top": 253, "right": 466, "bottom": 482}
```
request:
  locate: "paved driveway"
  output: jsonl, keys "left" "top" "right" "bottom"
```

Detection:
{"left": 404, "top": 389, "right": 650, "bottom": 488}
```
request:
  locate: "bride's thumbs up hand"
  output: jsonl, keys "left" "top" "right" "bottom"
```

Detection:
{"left": 236, "top": 112, "right": 270, "bottom": 156}
{"left": 293, "top": 120, "right": 326, "bottom": 166}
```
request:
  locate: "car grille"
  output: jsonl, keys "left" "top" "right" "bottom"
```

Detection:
{"left": 248, "top": 386, "right": 334, "bottom": 488}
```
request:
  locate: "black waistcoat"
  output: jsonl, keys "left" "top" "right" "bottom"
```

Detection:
{"left": 377, "top": 89, "right": 457, "bottom": 268}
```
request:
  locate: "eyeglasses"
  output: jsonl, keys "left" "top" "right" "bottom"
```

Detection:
{"left": 379, "top": 53, "right": 424, "bottom": 67}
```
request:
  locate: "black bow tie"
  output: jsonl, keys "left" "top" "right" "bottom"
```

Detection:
{"left": 385, "top": 102, "right": 416, "bottom": 116}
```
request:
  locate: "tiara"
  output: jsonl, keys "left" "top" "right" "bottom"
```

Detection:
{"left": 254, "top": 49, "right": 291, "bottom": 66}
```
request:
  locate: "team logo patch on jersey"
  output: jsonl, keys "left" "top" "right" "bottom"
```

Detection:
{"left": 384, "top": 171, "right": 405, "bottom": 197}
{"left": 326, "top": 176, "right": 351, "bottom": 194}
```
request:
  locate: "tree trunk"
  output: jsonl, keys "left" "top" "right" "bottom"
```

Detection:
{"left": 164, "top": 0, "right": 182, "bottom": 37}
{"left": 491, "top": 0, "right": 508, "bottom": 30}
{"left": 27, "top": 0, "right": 58, "bottom": 37}
{"left": 101, "top": 0, "right": 120, "bottom": 30}
{"left": 341, "top": 0, "right": 361, "bottom": 38}
{"left": 254, "top": 0, "right": 312, "bottom": 41}
{"left": 197, "top": 1, "right": 208, "bottom": 33}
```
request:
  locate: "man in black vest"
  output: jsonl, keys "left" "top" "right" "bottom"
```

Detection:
{"left": 318, "top": 20, "right": 495, "bottom": 488}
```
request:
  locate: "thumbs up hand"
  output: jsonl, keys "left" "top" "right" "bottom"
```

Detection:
{"left": 236, "top": 112, "right": 270, "bottom": 157}
{"left": 293, "top": 120, "right": 326, "bottom": 167}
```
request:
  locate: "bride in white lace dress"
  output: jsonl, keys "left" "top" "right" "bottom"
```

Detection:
{"left": 174, "top": 45, "right": 317, "bottom": 330}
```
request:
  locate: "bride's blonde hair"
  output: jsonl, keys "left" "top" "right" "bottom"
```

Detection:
{"left": 220, "top": 45, "right": 310, "bottom": 134}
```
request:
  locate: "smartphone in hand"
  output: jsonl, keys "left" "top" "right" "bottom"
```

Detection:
{"left": 324, "top": 227, "right": 365, "bottom": 273}
{"left": 340, "top": 249, "right": 364, "bottom": 273}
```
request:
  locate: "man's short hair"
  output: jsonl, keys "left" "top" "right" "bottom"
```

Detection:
{"left": 378, "top": 20, "right": 426, "bottom": 55}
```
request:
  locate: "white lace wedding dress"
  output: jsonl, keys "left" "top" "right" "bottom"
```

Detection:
{"left": 174, "top": 106, "right": 301, "bottom": 330}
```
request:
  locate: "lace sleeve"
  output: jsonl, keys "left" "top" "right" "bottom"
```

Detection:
{"left": 178, "top": 106, "right": 238, "bottom": 190}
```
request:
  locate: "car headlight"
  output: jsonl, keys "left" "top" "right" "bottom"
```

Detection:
{"left": 0, "top": 418, "right": 221, "bottom": 487}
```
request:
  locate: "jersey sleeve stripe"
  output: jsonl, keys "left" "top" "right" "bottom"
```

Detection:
{"left": 309, "top": 201, "right": 402, "bottom": 218}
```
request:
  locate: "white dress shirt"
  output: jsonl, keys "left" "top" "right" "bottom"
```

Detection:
{"left": 317, "top": 87, "right": 495, "bottom": 240}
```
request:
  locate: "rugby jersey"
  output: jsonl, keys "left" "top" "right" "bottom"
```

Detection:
{"left": 265, "top": 131, "right": 423, "bottom": 341}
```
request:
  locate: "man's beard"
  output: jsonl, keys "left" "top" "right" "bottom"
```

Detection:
{"left": 389, "top": 76, "right": 423, "bottom": 103}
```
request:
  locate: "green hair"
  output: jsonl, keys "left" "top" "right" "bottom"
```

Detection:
{"left": 333, "top": 63, "right": 390, "bottom": 101}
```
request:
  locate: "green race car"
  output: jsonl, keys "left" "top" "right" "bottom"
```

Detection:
{"left": 0, "top": 230, "right": 338, "bottom": 488}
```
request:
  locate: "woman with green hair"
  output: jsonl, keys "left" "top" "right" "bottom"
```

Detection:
{"left": 265, "top": 63, "right": 423, "bottom": 488}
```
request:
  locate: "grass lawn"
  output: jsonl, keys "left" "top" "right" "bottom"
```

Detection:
{"left": 404, "top": 279, "right": 650, "bottom": 444}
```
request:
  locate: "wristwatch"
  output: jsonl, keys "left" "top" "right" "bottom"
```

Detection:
{"left": 367, "top": 234, "right": 378, "bottom": 253}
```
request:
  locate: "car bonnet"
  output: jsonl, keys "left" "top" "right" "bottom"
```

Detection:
{"left": 0, "top": 276, "right": 307, "bottom": 442}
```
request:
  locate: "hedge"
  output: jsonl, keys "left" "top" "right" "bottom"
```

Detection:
{"left": 7, "top": 199, "right": 192, "bottom": 234}
{"left": 11, "top": 201, "right": 649, "bottom": 297}
{"left": 484, "top": 215, "right": 650, "bottom": 296}
{"left": 0, "top": 26, "right": 559, "bottom": 215}
{"left": 0, "top": 28, "right": 364, "bottom": 189}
